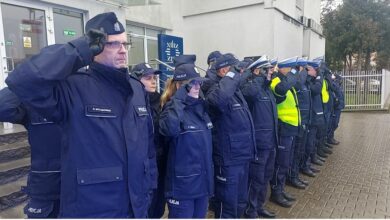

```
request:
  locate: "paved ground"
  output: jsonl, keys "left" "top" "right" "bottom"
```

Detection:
{"left": 264, "top": 111, "right": 390, "bottom": 218}
{"left": 2, "top": 112, "right": 390, "bottom": 218}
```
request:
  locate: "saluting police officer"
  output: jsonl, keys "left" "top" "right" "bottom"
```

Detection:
{"left": 287, "top": 58, "right": 311, "bottom": 190}
{"left": 204, "top": 53, "right": 256, "bottom": 218}
{"left": 159, "top": 55, "right": 213, "bottom": 218}
{"left": 0, "top": 88, "right": 61, "bottom": 218}
{"left": 6, "top": 12, "right": 154, "bottom": 218}
{"left": 240, "top": 56, "right": 278, "bottom": 218}
{"left": 269, "top": 57, "right": 300, "bottom": 208}
{"left": 301, "top": 60, "right": 325, "bottom": 177}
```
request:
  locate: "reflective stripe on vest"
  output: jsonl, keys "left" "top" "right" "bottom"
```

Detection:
{"left": 271, "top": 76, "right": 300, "bottom": 126}
{"left": 322, "top": 79, "right": 329, "bottom": 103}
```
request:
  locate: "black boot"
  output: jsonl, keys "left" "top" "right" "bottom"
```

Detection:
{"left": 311, "top": 166, "right": 321, "bottom": 173}
{"left": 258, "top": 208, "right": 276, "bottom": 218}
{"left": 322, "top": 147, "right": 333, "bottom": 154}
{"left": 328, "top": 138, "right": 340, "bottom": 145}
{"left": 270, "top": 193, "right": 293, "bottom": 208}
{"left": 282, "top": 191, "right": 296, "bottom": 201}
{"left": 301, "top": 168, "right": 316, "bottom": 177}
{"left": 317, "top": 150, "right": 328, "bottom": 158}
{"left": 317, "top": 156, "right": 326, "bottom": 162}
{"left": 311, "top": 157, "right": 324, "bottom": 166}
{"left": 287, "top": 178, "right": 306, "bottom": 189}
{"left": 298, "top": 178, "right": 309, "bottom": 186}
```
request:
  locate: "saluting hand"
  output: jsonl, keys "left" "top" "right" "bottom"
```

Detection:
{"left": 86, "top": 29, "right": 107, "bottom": 56}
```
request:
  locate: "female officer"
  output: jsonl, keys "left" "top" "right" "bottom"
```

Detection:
{"left": 131, "top": 63, "right": 166, "bottom": 218}
{"left": 240, "top": 56, "right": 278, "bottom": 218}
{"left": 159, "top": 56, "right": 213, "bottom": 218}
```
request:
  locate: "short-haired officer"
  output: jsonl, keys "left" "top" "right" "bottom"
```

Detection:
{"left": 205, "top": 53, "right": 256, "bottom": 218}
{"left": 6, "top": 12, "right": 154, "bottom": 218}
{"left": 301, "top": 60, "right": 325, "bottom": 177}
{"left": 287, "top": 58, "right": 311, "bottom": 190}
{"left": 0, "top": 88, "right": 61, "bottom": 218}
{"left": 240, "top": 56, "right": 278, "bottom": 218}
{"left": 269, "top": 57, "right": 300, "bottom": 208}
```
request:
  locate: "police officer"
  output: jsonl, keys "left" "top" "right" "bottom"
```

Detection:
{"left": 240, "top": 56, "right": 278, "bottom": 218}
{"left": 131, "top": 63, "right": 166, "bottom": 218}
{"left": 287, "top": 58, "right": 311, "bottom": 189}
{"left": 204, "top": 53, "right": 256, "bottom": 218}
{"left": 202, "top": 51, "right": 223, "bottom": 95}
{"left": 269, "top": 57, "right": 300, "bottom": 208}
{"left": 327, "top": 73, "right": 344, "bottom": 145}
{"left": 301, "top": 60, "right": 325, "bottom": 177}
{"left": 159, "top": 55, "right": 213, "bottom": 218}
{"left": 0, "top": 88, "right": 61, "bottom": 218}
{"left": 6, "top": 12, "right": 154, "bottom": 217}
{"left": 316, "top": 64, "right": 334, "bottom": 158}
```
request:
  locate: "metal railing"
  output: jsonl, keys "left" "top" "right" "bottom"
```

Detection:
{"left": 338, "top": 69, "right": 390, "bottom": 111}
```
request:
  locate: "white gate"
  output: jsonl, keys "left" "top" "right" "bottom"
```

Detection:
{"left": 339, "top": 69, "right": 390, "bottom": 111}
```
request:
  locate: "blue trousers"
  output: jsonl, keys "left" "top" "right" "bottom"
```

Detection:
{"left": 290, "top": 126, "right": 308, "bottom": 179}
{"left": 271, "top": 136, "right": 294, "bottom": 194}
{"left": 245, "top": 149, "right": 276, "bottom": 217}
{"left": 329, "top": 109, "right": 341, "bottom": 140}
{"left": 167, "top": 196, "right": 208, "bottom": 218}
{"left": 214, "top": 163, "right": 250, "bottom": 218}
{"left": 302, "top": 125, "right": 318, "bottom": 170}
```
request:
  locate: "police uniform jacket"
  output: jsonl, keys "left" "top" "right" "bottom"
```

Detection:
{"left": 205, "top": 71, "right": 256, "bottom": 166}
{"left": 295, "top": 70, "right": 311, "bottom": 126}
{"left": 159, "top": 86, "right": 213, "bottom": 200}
{"left": 240, "top": 73, "right": 278, "bottom": 151}
{"left": 307, "top": 75, "right": 325, "bottom": 126}
{"left": 0, "top": 88, "right": 61, "bottom": 217}
{"left": 6, "top": 37, "right": 154, "bottom": 218}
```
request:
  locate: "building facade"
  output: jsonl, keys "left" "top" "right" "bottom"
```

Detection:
{"left": 0, "top": 0, "right": 325, "bottom": 89}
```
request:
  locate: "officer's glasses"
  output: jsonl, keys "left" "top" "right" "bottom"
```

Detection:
{"left": 189, "top": 80, "right": 203, "bottom": 87}
{"left": 105, "top": 41, "right": 132, "bottom": 50}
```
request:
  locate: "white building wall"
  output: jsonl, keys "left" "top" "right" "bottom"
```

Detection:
{"left": 272, "top": 11, "right": 303, "bottom": 60}
{"left": 181, "top": 3, "right": 276, "bottom": 69}
{"left": 303, "top": 0, "right": 321, "bottom": 24}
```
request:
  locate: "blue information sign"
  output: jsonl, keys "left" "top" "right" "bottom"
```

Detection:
{"left": 158, "top": 34, "right": 183, "bottom": 92}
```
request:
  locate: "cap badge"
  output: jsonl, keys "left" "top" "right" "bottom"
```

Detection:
{"left": 114, "top": 22, "right": 120, "bottom": 31}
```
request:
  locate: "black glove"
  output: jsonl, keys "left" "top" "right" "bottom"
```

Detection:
{"left": 86, "top": 29, "right": 107, "bottom": 56}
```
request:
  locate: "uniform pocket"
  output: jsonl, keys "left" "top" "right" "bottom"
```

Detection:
{"left": 76, "top": 166, "right": 125, "bottom": 214}
{"left": 228, "top": 133, "right": 252, "bottom": 161}
{"left": 174, "top": 165, "right": 202, "bottom": 197}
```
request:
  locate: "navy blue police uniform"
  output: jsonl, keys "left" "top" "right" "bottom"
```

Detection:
{"left": 204, "top": 53, "right": 256, "bottom": 218}
{"left": 288, "top": 58, "right": 311, "bottom": 189}
{"left": 328, "top": 74, "right": 344, "bottom": 143}
{"left": 240, "top": 57, "right": 278, "bottom": 218}
{"left": 131, "top": 63, "right": 166, "bottom": 218}
{"left": 6, "top": 12, "right": 154, "bottom": 218}
{"left": 301, "top": 61, "right": 325, "bottom": 176}
{"left": 0, "top": 88, "right": 61, "bottom": 218}
{"left": 159, "top": 58, "right": 213, "bottom": 218}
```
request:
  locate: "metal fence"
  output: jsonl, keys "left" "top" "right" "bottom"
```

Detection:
{"left": 338, "top": 69, "right": 390, "bottom": 111}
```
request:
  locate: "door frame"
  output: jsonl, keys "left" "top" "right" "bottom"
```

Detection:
{"left": 0, "top": 0, "right": 55, "bottom": 88}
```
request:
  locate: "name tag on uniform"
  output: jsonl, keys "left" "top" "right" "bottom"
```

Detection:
{"left": 85, "top": 105, "right": 116, "bottom": 118}
{"left": 134, "top": 105, "right": 148, "bottom": 116}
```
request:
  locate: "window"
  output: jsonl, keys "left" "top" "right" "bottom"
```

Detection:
{"left": 127, "top": 24, "right": 163, "bottom": 70}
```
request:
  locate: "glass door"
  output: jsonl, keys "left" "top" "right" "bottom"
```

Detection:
{"left": 0, "top": 1, "right": 51, "bottom": 130}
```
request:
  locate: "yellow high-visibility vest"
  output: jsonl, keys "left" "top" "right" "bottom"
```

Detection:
{"left": 271, "top": 76, "right": 300, "bottom": 126}
{"left": 322, "top": 79, "right": 329, "bottom": 103}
